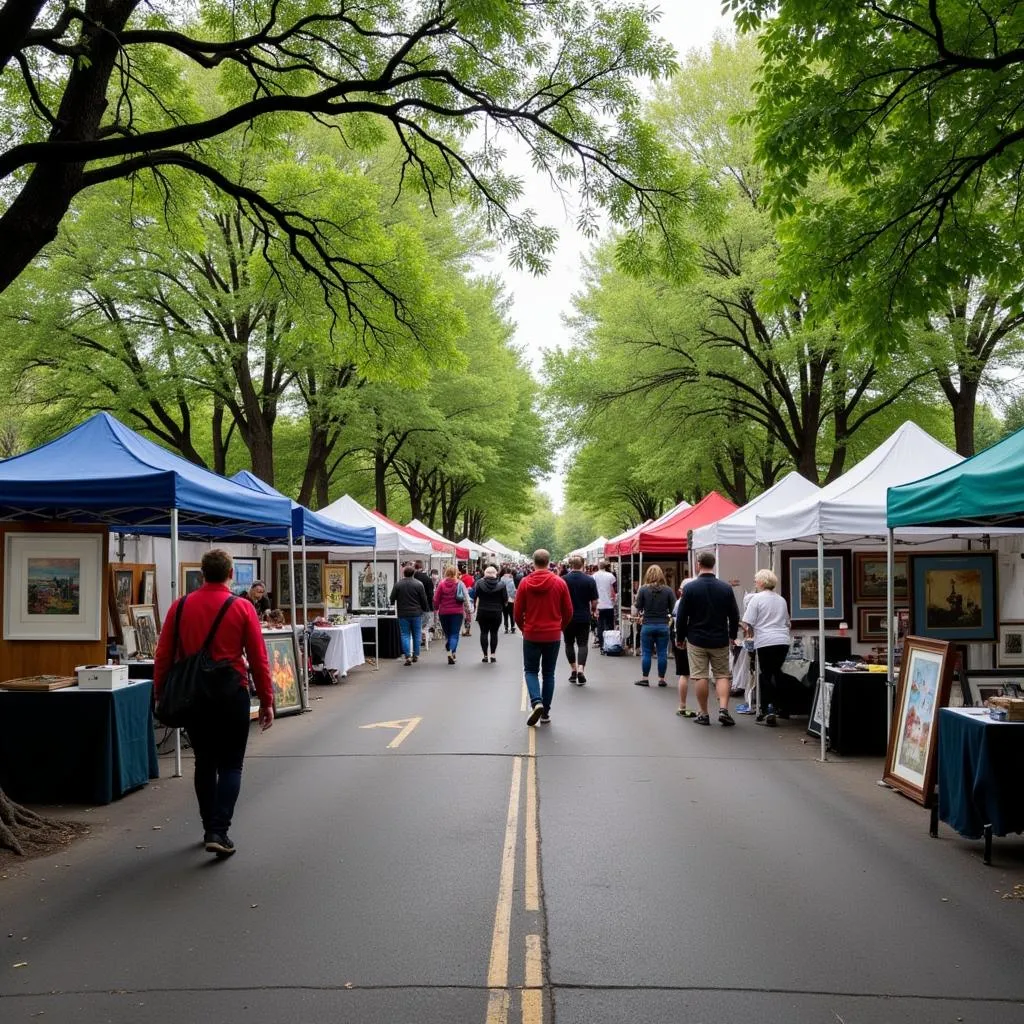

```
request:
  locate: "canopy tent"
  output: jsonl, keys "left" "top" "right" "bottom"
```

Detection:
{"left": 230, "top": 471, "right": 375, "bottom": 548}
{"left": 318, "top": 495, "right": 433, "bottom": 556}
{"left": 888, "top": 423, "right": 1024, "bottom": 529}
{"left": 482, "top": 537, "right": 518, "bottom": 560}
{"left": 456, "top": 537, "right": 486, "bottom": 558}
{"left": 0, "top": 412, "right": 293, "bottom": 537}
{"left": 628, "top": 492, "right": 738, "bottom": 554}
{"left": 691, "top": 473, "right": 820, "bottom": 549}
{"left": 405, "top": 518, "right": 470, "bottom": 559}
{"left": 569, "top": 535, "right": 609, "bottom": 562}
{"left": 756, "top": 422, "right": 962, "bottom": 544}
{"left": 604, "top": 520, "right": 653, "bottom": 558}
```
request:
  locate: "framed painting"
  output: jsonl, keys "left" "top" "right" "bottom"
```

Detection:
{"left": 856, "top": 605, "right": 908, "bottom": 644}
{"left": 277, "top": 558, "right": 325, "bottom": 607}
{"left": 130, "top": 604, "right": 159, "bottom": 658}
{"left": 121, "top": 625, "right": 137, "bottom": 658}
{"left": 4, "top": 532, "right": 103, "bottom": 641}
{"left": 908, "top": 551, "right": 998, "bottom": 642}
{"left": 233, "top": 557, "right": 260, "bottom": 593}
{"left": 883, "top": 636, "right": 954, "bottom": 806}
{"left": 350, "top": 561, "right": 397, "bottom": 613}
{"left": 263, "top": 630, "right": 302, "bottom": 715}
{"left": 853, "top": 552, "right": 909, "bottom": 604}
{"left": 180, "top": 563, "right": 204, "bottom": 596}
{"left": 323, "top": 563, "right": 350, "bottom": 609}
{"left": 997, "top": 622, "right": 1024, "bottom": 667}
{"left": 781, "top": 549, "right": 851, "bottom": 628}
{"left": 806, "top": 678, "right": 834, "bottom": 741}
{"left": 140, "top": 569, "right": 156, "bottom": 607}
{"left": 112, "top": 567, "right": 134, "bottom": 627}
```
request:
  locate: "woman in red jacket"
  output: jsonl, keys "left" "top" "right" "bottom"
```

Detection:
{"left": 434, "top": 565, "right": 469, "bottom": 664}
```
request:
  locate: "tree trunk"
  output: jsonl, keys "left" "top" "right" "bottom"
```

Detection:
{"left": 374, "top": 446, "right": 388, "bottom": 516}
{"left": 952, "top": 380, "right": 979, "bottom": 456}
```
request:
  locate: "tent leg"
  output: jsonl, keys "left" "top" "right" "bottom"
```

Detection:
{"left": 287, "top": 529, "right": 304, "bottom": 710}
{"left": 373, "top": 547, "right": 380, "bottom": 670}
{"left": 714, "top": 543, "right": 719, "bottom": 578}
{"left": 817, "top": 534, "right": 827, "bottom": 763}
{"left": 301, "top": 535, "right": 310, "bottom": 710}
{"left": 170, "top": 509, "right": 182, "bottom": 779}
{"left": 885, "top": 528, "right": 895, "bottom": 765}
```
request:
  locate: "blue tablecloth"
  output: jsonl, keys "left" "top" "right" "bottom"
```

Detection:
{"left": 937, "top": 707, "right": 1024, "bottom": 840}
{"left": 0, "top": 680, "right": 159, "bottom": 805}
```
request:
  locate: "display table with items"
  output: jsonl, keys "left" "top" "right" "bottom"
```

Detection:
{"left": 319, "top": 623, "right": 366, "bottom": 677}
{"left": 351, "top": 615, "right": 401, "bottom": 660}
{"left": 932, "top": 707, "right": 1024, "bottom": 864}
{"left": 0, "top": 680, "right": 159, "bottom": 805}
{"left": 809, "top": 667, "right": 890, "bottom": 756}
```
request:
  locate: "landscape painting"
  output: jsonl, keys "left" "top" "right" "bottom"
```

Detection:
{"left": 26, "top": 557, "right": 81, "bottom": 615}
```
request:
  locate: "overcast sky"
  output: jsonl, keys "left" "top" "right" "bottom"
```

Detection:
{"left": 489, "top": 2, "right": 736, "bottom": 510}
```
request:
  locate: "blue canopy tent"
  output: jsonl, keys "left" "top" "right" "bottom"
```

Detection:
{"left": 0, "top": 413, "right": 300, "bottom": 772}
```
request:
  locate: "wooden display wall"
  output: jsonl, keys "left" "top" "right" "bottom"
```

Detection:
{"left": 107, "top": 560, "right": 161, "bottom": 644}
{"left": 0, "top": 524, "right": 109, "bottom": 682}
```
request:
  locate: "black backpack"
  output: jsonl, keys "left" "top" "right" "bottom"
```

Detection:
{"left": 155, "top": 594, "right": 242, "bottom": 727}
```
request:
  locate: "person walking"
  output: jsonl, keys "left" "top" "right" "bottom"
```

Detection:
{"left": 434, "top": 565, "right": 470, "bottom": 664}
{"left": 633, "top": 565, "right": 676, "bottom": 689}
{"left": 390, "top": 565, "right": 431, "bottom": 666}
{"left": 672, "top": 581, "right": 696, "bottom": 717}
{"left": 592, "top": 560, "right": 617, "bottom": 650}
{"left": 413, "top": 560, "right": 435, "bottom": 644}
{"left": 562, "top": 554, "right": 598, "bottom": 685}
{"left": 153, "top": 549, "right": 274, "bottom": 858}
{"left": 459, "top": 564, "right": 476, "bottom": 637}
{"left": 473, "top": 565, "right": 508, "bottom": 662}
{"left": 675, "top": 550, "right": 741, "bottom": 727}
{"left": 740, "top": 568, "right": 792, "bottom": 727}
{"left": 514, "top": 549, "right": 573, "bottom": 725}
{"left": 500, "top": 565, "right": 517, "bottom": 633}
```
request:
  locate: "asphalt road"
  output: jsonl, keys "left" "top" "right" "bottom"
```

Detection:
{"left": 1, "top": 630, "right": 1022, "bottom": 1024}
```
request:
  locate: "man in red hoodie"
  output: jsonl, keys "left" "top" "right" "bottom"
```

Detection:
{"left": 514, "top": 549, "right": 573, "bottom": 725}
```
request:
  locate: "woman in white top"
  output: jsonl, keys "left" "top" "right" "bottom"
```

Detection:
{"left": 740, "top": 568, "right": 791, "bottom": 727}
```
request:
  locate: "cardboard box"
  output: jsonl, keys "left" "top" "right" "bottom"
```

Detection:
{"left": 76, "top": 664, "right": 130, "bottom": 690}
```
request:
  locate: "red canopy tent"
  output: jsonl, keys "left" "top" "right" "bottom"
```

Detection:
{"left": 604, "top": 519, "right": 652, "bottom": 559}
{"left": 626, "top": 492, "right": 738, "bottom": 554}
{"left": 371, "top": 510, "right": 465, "bottom": 557}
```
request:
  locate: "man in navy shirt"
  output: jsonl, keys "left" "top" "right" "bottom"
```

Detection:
{"left": 562, "top": 555, "right": 599, "bottom": 685}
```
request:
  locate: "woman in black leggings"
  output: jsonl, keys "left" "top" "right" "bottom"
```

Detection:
{"left": 473, "top": 566, "right": 508, "bottom": 663}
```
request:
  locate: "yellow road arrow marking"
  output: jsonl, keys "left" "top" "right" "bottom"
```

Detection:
{"left": 359, "top": 716, "right": 422, "bottom": 748}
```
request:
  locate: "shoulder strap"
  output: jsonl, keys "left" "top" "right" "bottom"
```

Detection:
{"left": 172, "top": 593, "right": 188, "bottom": 661}
{"left": 200, "top": 595, "right": 239, "bottom": 652}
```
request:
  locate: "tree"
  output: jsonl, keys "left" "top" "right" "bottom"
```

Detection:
{"left": 1, "top": 0, "right": 699, "bottom": 307}
{"left": 730, "top": 1, "right": 1024, "bottom": 329}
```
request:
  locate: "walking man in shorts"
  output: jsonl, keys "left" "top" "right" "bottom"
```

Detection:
{"left": 675, "top": 550, "right": 740, "bottom": 727}
{"left": 562, "top": 555, "right": 598, "bottom": 684}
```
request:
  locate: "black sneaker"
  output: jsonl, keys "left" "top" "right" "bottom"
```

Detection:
{"left": 765, "top": 703, "right": 777, "bottom": 727}
{"left": 694, "top": 713, "right": 711, "bottom": 726}
{"left": 527, "top": 703, "right": 544, "bottom": 726}
{"left": 657, "top": 680, "right": 667, "bottom": 687}
{"left": 569, "top": 671, "right": 578, "bottom": 684}
{"left": 540, "top": 711, "right": 551, "bottom": 724}
{"left": 634, "top": 678, "right": 650, "bottom": 687}
{"left": 205, "top": 833, "right": 236, "bottom": 857}
{"left": 719, "top": 708, "right": 736, "bottom": 727}
{"left": 577, "top": 671, "right": 587, "bottom": 686}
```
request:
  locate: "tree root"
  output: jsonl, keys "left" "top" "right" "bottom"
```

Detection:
{"left": 0, "top": 786, "right": 77, "bottom": 856}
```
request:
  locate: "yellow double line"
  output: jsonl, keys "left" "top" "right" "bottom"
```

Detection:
{"left": 485, "top": 686, "right": 544, "bottom": 1024}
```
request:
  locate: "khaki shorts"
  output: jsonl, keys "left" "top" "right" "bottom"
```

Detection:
{"left": 686, "top": 644, "right": 731, "bottom": 681}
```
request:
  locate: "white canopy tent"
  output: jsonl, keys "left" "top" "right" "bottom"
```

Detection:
{"left": 406, "top": 517, "right": 466, "bottom": 558}
{"left": 754, "top": 422, "right": 977, "bottom": 760}
{"left": 569, "top": 535, "right": 609, "bottom": 562}
{"left": 319, "top": 495, "right": 433, "bottom": 557}
{"left": 482, "top": 537, "right": 518, "bottom": 560}
{"left": 457, "top": 537, "right": 486, "bottom": 559}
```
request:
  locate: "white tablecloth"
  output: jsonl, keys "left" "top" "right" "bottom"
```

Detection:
{"left": 320, "top": 624, "right": 366, "bottom": 676}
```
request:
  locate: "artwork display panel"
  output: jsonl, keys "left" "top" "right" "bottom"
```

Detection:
{"left": 140, "top": 570, "right": 156, "bottom": 607}
{"left": 113, "top": 568, "right": 134, "bottom": 627}
{"left": 232, "top": 557, "right": 260, "bottom": 594}
{"left": 853, "top": 552, "right": 909, "bottom": 603}
{"left": 909, "top": 552, "right": 998, "bottom": 642}
{"left": 263, "top": 630, "right": 302, "bottom": 715}
{"left": 997, "top": 622, "right": 1024, "bottom": 668}
{"left": 350, "top": 561, "right": 397, "bottom": 613}
{"left": 4, "top": 532, "right": 103, "bottom": 641}
{"left": 277, "top": 558, "right": 325, "bottom": 607}
{"left": 323, "top": 564, "right": 350, "bottom": 609}
{"left": 781, "top": 550, "right": 851, "bottom": 629}
{"left": 883, "top": 636, "right": 954, "bottom": 806}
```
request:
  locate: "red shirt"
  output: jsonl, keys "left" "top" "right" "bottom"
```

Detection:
{"left": 153, "top": 582, "right": 274, "bottom": 709}
{"left": 513, "top": 569, "right": 573, "bottom": 642}
{"left": 461, "top": 573, "right": 475, "bottom": 592}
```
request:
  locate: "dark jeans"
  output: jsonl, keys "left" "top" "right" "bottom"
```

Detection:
{"left": 596, "top": 608, "right": 614, "bottom": 646}
{"left": 478, "top": 611, "right": 501, "bottom": 655}
{"left": 640, "top": 623, "right": 670, "bottom": 679}
{"left": 185, "top": 686, "right": 252, "bottom": 835}
{"left": 440, "top": 613, "right": 463, "bottom": 653}
{"left": 502, "top": 604, "right": 515, "bottom": 631}
{"left": 523, "top": 639, "right": 560, "bottom": 710}
{"left": 757, "top": 644, "right": 790, "bottom": 711}
{"left": 563, "top": 621, "right": 591, "bottom": 666}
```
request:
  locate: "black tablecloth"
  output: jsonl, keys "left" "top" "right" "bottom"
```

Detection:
{"left": 937, "top": 708, "right": 1024, "bottom": 840}
{"left": 0, "top": 681, "right": 159, "bottom": 805}
{"left": 361, "top": 618, "right": 401, "bottom": 660}
{"left": 820, "top": 669, "right": 890, "bottom": 756}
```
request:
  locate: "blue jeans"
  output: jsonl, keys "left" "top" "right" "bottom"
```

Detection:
{"left": 523, "top": 639, "right": 560, "bottom": 710}
{"left": 440, "top": 613, "right": 463, "bottom": 653}
{"left": 640, "top": 623, "right": 670, "bottom": 679}
{"left": 398, "top": 616, "right": 422, "bottom": 658}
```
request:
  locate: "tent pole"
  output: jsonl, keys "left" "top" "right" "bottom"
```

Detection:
{"left": 373, "top": 545, "right": 380, "bottom": 670}
{"left": 753, "top": 543, "right": 760, "bottom": 719}
{"left": 301, "top": 535, "right": 310, "bottom": 710}
{"left": 714, "top": 543, "right": 719, "bottom": 578}
{"left": 817, "top": 534, "right": 827, "bottom": 763}
{"left": 637, "top": 551, "right": 643, "bottom": 658}
{"left": 170, "top": 509, "right": 182, "bottom": 778}
{"left": 288, "top": 529, "right": 304, "bottom": 710}
{"left": 885, "top": 527, "right": 895, "bottom": 750}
